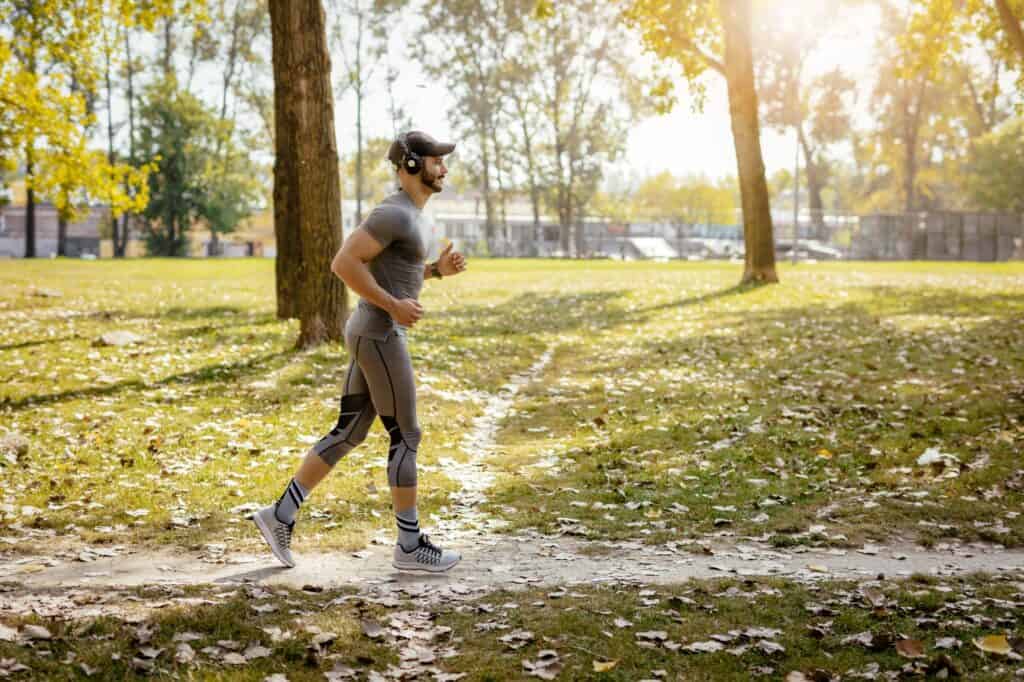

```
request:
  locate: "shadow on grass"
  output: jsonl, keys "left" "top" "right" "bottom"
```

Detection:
{"left": 483, "top": 284, "right": 1024, "bottom": 544}
{"left": 0, "top": 335, "right": 80, "bottom": 352}
{"left": 431, "top": 284, "right": 756, "bottom": 338}
{"left": 0, "top": 349, "right": 299, "bottom": 412}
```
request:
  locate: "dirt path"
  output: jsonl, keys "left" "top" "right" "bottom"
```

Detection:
{"left": 4, "top": 534, "right": 1023, "bottom": 603}
{"left": 3, "top": 344, "right": 1023, "bottom": 603}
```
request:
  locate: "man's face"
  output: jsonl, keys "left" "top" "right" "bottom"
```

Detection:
{"left": 419, "top": 155, "right": 447, "bottom": 194}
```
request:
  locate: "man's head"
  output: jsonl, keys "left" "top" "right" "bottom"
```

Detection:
{"left": 388, "top": 131, "right": 455, "bottom": 194}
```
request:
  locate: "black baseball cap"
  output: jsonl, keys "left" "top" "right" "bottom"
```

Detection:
{"left": 387, "top": 131, "right": 456, "bottom": 168}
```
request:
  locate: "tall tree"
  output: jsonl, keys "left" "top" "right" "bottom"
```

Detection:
{"left": 756, "top": 3, "right": 854, "bottom": 237}
{"left": 136, "top": 79, "right": 257, "bottom": 256}
{"left": 908, "top": 0, "right": 1024, "bottom": 86}
{"left": 2, "top": 0, "right": 157, "bottom": 258}
{"left": 269, "top": 0, "right": 347, "bottom": 347}
{"left": 328, "top": 0, "right": 392, "bottom": 225}
{"left": 964, "top": 116, "right": 1024, "bottom": 212}
{"left": 627, "top": 0, "right": 778, "bottom": 283}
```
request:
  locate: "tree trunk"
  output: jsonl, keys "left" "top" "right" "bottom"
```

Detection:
{"left": 270, "top": 0, "right": 347, "bottom": 347}
{"left": 994, "top": 0, "right": 1024, "bottom": 63}
{"left": 720, "top": 0, "right": 777, "bottom": 284}
{"left": 555, "top": 138, "right": 569, "bottom": 254}
{"left": 25, "top": 153, "right": 35, "bottom": 259}
{"left": 57, "top": 214, "right": 67, "bottom": 256}
{"left": 118, "top": 28, "right": 136, "bottom": 258}
{"left": 355, "top": 8, "right": 364, "bottom": 225}
{"left": 478, "top": 123, "right": 496, "bottom": 251}
{"left": 798, "top": 126, "right": 826, "bottom": 236}
{"left": 115, "top": 215, "right": 129, "bottom": 257}
{"left": 104, "top": 40, "right": 122, "bottom": 256}
{"left": 163, "top": 17, "right": 175, "bottom": 79}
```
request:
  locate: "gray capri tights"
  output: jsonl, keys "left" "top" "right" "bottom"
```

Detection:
{"left": 311, "top": 328, "right": 420, "bottom": 487}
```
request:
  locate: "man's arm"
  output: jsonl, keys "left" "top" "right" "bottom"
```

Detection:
{"left": 332, "top": 230, "right": 422, "bottom": 326}
{"left": 423, "top": 241, "right": 466, "bottom": 281}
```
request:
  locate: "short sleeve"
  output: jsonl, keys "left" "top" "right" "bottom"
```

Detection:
{"left": 361, "top": 205, "right": 412, "bottom": 249}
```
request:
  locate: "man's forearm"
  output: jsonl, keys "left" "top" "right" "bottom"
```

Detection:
{"left": 333, "top": 254, "right": 396, "bottom": 313}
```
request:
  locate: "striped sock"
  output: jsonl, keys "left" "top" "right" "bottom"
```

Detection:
{"left": 396, "top": 507, "right": 420, "bottom": 551}
{"left": 274, "top": 478, "right": 308, "bottom": 524}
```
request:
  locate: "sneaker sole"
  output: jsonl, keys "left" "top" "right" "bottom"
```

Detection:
{"left": 252, "top": 513, "right": 296, "bottom": 568}
{"left": 392, "top": 556, "right": 461, "bottom": 573}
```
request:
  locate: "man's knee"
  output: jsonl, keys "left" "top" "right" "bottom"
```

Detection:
{"left": 381, "top": 415, "right": 419, "bottom": 487}
{"left": 315, "top": 394, "right": 372, "bottom": 466}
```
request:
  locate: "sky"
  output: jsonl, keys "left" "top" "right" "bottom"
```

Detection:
{"left": 93, "top": 3, "right": 884, "bottom": 190}
{"left": 330, "top": 3, "right": 884, "bottom": 186}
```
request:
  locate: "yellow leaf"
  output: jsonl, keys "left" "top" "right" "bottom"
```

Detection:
{"left": 973, "top": 634, "right": 1011, "bottom": 655}
{"left": 592, "top": 659, "right": 618, "bottom": 672}
{"left": 816, "top": 448, "right": 833, "bottom": 459}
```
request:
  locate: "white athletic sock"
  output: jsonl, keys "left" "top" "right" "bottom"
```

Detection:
{"left": 396, "top": 507, "right": 420, "bottom": 551}
{"left": 275, "top": 478, "right": 308, "bottom": 524}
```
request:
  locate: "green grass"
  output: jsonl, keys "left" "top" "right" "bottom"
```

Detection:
{"left": 1, "top": 258, "right": 1023, "bottom": 556}
{"left": 0, "top": 572, "right": 1020, "bottom": 679}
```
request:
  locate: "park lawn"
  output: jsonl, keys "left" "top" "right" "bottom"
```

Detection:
{"left": 0, "top": 571, "right": 1021, "bottom": 679}
{"left": 481, "top": 260, "right": 1024, "bottom": 549}
{"left": 1, "top": 258, "right": 1023, "bottom": 556}
{"left": 0, "top": 258, "right": 544, "bottom": 555}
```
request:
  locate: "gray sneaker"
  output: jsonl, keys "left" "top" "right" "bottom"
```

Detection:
{"left": 392, "top": 534, "right": 461, "bottom": 573}
{"left": 253, "top": 504, "right": 295, "bottom": 568}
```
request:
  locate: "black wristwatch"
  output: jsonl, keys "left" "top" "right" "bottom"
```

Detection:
{"left": 429, "top": 262, "right": 442, "bottom": 279}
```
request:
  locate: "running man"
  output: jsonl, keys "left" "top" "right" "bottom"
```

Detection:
{"left": 254, "top": 131, "right": 467, "bottom": 572}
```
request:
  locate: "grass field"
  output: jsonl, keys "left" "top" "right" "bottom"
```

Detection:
{"left": 1, "top": 258, "right": 1023, "bottom": 680}
{"left": 1, "top": 259, "right": 1023, "bottom": 555}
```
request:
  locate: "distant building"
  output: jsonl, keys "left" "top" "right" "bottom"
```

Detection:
{"left": 0, "top": 204, "right": 107, "bottom": 258}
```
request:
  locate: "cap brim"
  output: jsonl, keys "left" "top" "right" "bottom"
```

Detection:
{"left": 428, "top": 142, "right": 456, "bottom": 156}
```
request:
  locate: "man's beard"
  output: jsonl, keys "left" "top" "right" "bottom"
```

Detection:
{"left": 419, "top": 167, "right": 444, "bottom": 194}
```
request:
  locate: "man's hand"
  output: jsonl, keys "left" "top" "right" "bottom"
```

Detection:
{"left": 437, "top": 241, "right": 467, "bottom": 277}
{"left": 388, "top": 298, "right": 423, "bottom": 327}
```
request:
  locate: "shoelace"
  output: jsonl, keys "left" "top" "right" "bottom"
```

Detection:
{"left": 273, "top": 522, "right": 292, "bottom": 550}
{"left": 416, "top": 535, "right": 442, "bottom": 565}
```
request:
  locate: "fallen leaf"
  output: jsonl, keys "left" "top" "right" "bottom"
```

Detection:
{"left": 244, "top": 644, "right": 271, "bottom": 660}
{"left": 222, "top": 652, "right": 247, "bottom": 665}
{"left": 895, "top": 638, "right": 925, "bottom": 659}
{"left": 683, "top": 640, "right": 724, "bottom": 653}
{"left": 174, "top": 643, "right": 195, "bottom": 664}
{"left": 361, "top": 619, "right": 384, "bottom": 640}
{"left": 593, "top": 659, "right": 618, "bottom": 672}
{"left": 21, "top": 624, "right": 52, "bottom": 641}
{"left": 973, "top": 634, "right": 1011, "bottom": 655}
{"left": 756, "top": 640, "right": 785, "bottom": 655}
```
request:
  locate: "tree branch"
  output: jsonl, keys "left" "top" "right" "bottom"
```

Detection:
{"left": 678, "top": 36, "right": 725, "bottom": 76}
{"left": 994, "top": 0, "right": 1024, "bottom": 63}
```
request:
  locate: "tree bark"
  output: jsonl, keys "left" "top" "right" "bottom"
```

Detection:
{"left": 24, "top": 152, "right": 35, "bottom": 258}
{"left": 104, "top": 38, "right": 122, "bottom": 256}
{"left": 477, "top": 123, "right": 496, "bottom": 250}
{"left": 798, "top": 126, "right": 826, "bottom": 236}
{"left": 354, "top": 6, "right": 364, "bottom": 225}
{"left": 57, "top": 215, "right": 67, "bottom": 256}
{"left": 163, "top": 17, "right": 175, "bottom": 79}
{"left": 270, "top": 0, "right": 347, "bottom": 347}
{"left": 116, "top": 28, "right": 137, "bottom": 257}
{"left": 720, "top": 0, "right": 777, "bottom": 284}
{"left": 994, "top": 0, "right": 1024, "bottom": 63}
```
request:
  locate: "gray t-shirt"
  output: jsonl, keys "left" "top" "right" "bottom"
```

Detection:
{"left": 345, "top": 190, "right": 426, "bottom": 340}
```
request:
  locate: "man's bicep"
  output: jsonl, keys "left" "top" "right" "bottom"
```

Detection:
{"left": 340, "top": 228, "right": 386, "bottom": 263}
